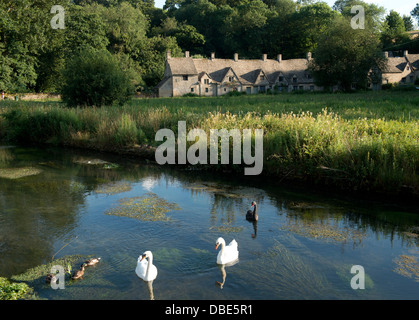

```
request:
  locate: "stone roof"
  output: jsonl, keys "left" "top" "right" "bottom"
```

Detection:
{"left": 166, "top": 55, "right": 315, "bottom": 85}
{"left": 384, "top": 57, "right": 408, "bottom": 73}
{"left": 168, "top": 57, "right": 197, "bottom": 75}
{"left": 406, "top": 54, "right": 419, "bottom": 70}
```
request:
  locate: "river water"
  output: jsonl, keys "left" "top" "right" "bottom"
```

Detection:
{"left": 0, "top": 145, "right": 418, "bottom": 300}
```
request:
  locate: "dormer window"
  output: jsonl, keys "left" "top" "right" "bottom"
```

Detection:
{"left": 278, "top": 76, "right": 284, "bottom": 82}
{"left": 293, "top": 77, "right": 297, "bottom": 83}
{"left": 229, "top": 76, "right": 234, "bottom": 82}
{"left": 260, "top": 75, "right": 265, "bottom": 80}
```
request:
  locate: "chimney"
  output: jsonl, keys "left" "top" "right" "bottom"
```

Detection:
{"left": 384, "top": 51, "right": 389, "bottom": 58}
{"left": 166, "top": 50, "right": 171, "bottom": 60}
{"left": 185, "top": 51, "right": 190, "bottom": 58}
{"left": 234, "top": 53, "right": 238, "bottom": 62}
{"left": 211, "top": 52, "right": 215, "bottom": 60}
{"left": 277, "top": 54, "right": 282, "bottom": 63}
{"left": 404, "top": 50, "right": 408, "bottom": 57}
{"left": 262, "top": 53, "right": 267, "bottom": 61}
{"left": 306, "top": 52, "right": 312, "bottom": 60}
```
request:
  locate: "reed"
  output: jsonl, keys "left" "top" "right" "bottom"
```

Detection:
{"left": 0, "top": 91, "right": 418, "bottom": 196}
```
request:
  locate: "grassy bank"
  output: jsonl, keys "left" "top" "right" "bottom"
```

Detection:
{"left": 0, "top": 92, "right": 418, "bottom": 198}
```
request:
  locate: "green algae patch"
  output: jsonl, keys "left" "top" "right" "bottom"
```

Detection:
{"left": 95, "top": 181, "right": 132, "bottom": 195}
{"left": 281, "top": 221, "right": 367, "bottom": 244}
{"left": 0, "top": 167, "right": 42, "bottom": 179}
{"left": 11, "top": 255, "right": 87, "bottom": 284}
{"left": 105, "top": 192, "right": 181, "bottom": 221}
{"left": 0, "top": 277, "right": 34, "bottom": 300}
{"left": 393, "top": 255, "right": 419, "bottom": 282}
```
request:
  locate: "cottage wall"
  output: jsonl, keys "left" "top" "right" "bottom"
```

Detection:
{"left": 172, "top": 75, "right": 199, "bottom": 96}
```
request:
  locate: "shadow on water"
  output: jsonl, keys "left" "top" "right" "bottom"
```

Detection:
{"left": 0, "top": 145, "right": 418, "bottom": 299}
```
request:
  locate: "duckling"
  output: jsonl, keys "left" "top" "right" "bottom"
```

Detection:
{"left": 72, "top": 263, "right": 86, "bottom": 280}
{"left": 45, "top": 273, "right": 57, "bottom": 284}
{"left": 85, "top": 257, "right": 101, "bottom": 266}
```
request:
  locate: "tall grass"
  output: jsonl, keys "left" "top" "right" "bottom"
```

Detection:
{"left": 0, "top": 92, "right": 418, "bottom": 195}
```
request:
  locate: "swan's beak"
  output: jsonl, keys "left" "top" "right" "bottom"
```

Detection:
{"left": 215, "top": 243, "right": 219, "bottom": 250}
{"left": 251, "top": 203, "right": 253, "bottom": 207}
{"left": 140, "top": 254, "right": 146, "bottom": 261}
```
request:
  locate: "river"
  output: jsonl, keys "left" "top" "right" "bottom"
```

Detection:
{"left": 0, "top": 145, "right": 418, "bottom": 300}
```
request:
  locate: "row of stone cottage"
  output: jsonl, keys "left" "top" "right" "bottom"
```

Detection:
{"left": 156, "top": 50, "right": 419, "bottom": 97}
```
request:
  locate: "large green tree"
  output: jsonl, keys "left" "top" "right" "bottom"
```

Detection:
{"left": 308, "top": 16, "right": 386, "bottom": 91}
{"left": 381, "top": 10, "right": 410, "bottom": 50}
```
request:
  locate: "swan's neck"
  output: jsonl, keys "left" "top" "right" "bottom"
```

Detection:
{"left": 253, "top": 204, "right": 257, "bottom": 215}
{"left": 146, "top": 256, "right": 153, "bottom": 276}
{"left": 219, "top": 242, "right": 225, "bottom": 255}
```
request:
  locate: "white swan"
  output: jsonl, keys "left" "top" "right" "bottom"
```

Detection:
{"left": 215, "top": 237, "right": 239, "bottom": 265}
{"left": 135, "top": 251, "right": 158, "bottom": 281}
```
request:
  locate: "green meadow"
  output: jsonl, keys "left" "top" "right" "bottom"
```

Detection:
{"left": 0, "top": 91, "right": 418, "bottom": 197}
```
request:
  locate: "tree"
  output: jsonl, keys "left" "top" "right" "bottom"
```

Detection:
{"left": 411, "top": 3, "right": 419, "bottom": 24}
{"left": 403, "top": 15, "right": 414, "bottom": 32}
{"left": 36, "top": 3, "right": 110, "bottom": 92}
{"left": 333, "top": 0, "right": 386, "bottom": 30}
{"left": 60, "top": 48, "right": 134, "bottom": 107}
{"left": 0, "top": 0, "right": 66, "bottom": 92}
{"left": 381, "top": 10, "right": 410, "bottom": 49}
{"left": 308, "top": 16, "right": 386, "bottom": 91}
{"left": 286, "top": 3, "right": 337, "bottom": 58}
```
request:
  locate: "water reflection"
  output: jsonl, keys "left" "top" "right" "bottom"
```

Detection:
{"left": 216, "top": 259, "right": 239, "bottom": 289}
{"left": 138, "top": 279, "right": 155, "bottom": 300}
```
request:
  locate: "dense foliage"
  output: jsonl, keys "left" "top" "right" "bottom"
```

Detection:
{"left": 61, "top": 48, "right": 134, "bottom": 107}
{"left": 0, "top": 0, "right": 418, "bottom": 96}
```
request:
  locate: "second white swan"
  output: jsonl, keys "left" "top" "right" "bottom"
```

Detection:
{"left": 215, "top": 237, "right": 239, "bottom": 265}
{"left": 135, "top": 250, "right": 158, "bottom": 281}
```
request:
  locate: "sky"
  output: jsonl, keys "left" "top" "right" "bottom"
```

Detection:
{"left": 153, "top": 0, "right": 417, "bottom": 17}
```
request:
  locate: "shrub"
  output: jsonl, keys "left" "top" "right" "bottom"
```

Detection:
{"left": 60, "top": 48, "right": 134, "bottom": 107}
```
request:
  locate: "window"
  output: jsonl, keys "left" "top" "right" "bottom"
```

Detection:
{"left": 204, "top": 79, "right": 209, "bottom": 84}
{"left": 293, "top": 86, "right": 298, "bottom": 91}
{"left": 260, "top": 75, "right": 265, "bottom": 80}
{"left": 259, "top": 86, "right": 266, "bottom": 92}
{"left": 229, "top": 76, "right": 234, "bottom": 82}
{"left": 183, "top": 75, "right": 188, "bottom": 81}
{"left": 191, "top": 88, "right": 194, "bottom": 92}
{"left": 205, "top": 88, "right": 209, "bottom": 93}
{"left": 246, "top": 87, "right": 251, "bottom": 94}
{"left": 224, "top": 88, "right": 227, "bottom": 92}
{"left": 299, "top": 86, "right": 303, "bottom": 90}
{"left": 410, "top": 76, "right": 414, "bottom": 82}
{"left": 293, "top": 77, "right": 297, "bottom": 83}
{"left": 310, "top": 85, "right": 314, "bottom": 91}
{"left": 402, "top": 77, "right": 406, "bottom": 83}
{"left": 278, "top": 76, "right": 284, "bottom": 82}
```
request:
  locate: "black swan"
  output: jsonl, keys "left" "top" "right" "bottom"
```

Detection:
{"left": 246, "top": 201, "right": 258, "bottom": 221}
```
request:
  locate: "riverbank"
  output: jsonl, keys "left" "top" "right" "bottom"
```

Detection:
{"left": 0, "top": 92, "right": 418, "bottom": 201}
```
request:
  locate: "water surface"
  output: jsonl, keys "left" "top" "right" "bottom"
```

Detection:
{"left": 0, "top": 146, "right": 418, "bottom": 300}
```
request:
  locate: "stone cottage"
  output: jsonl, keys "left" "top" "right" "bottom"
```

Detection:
{"left": 156, "top": 51, "right": 321, "bottom": 97}
{"left": 381, "top": 50, "right": 419, "bottom": 86}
